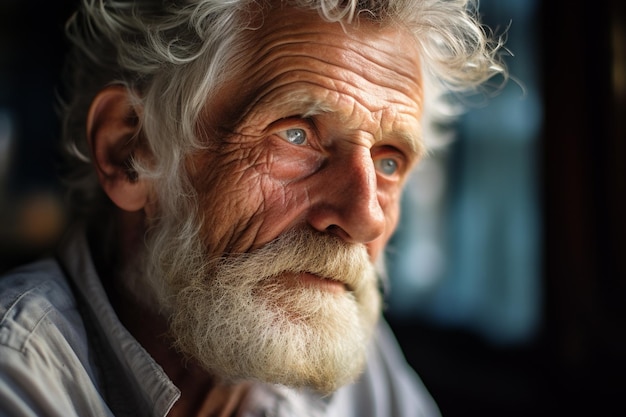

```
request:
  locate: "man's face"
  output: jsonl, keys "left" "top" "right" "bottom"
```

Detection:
{"left": 189, "top": 7, "right": 424, "bottom": 263}
{"left": 146, "top": 6, "right": 424, "bottom": 393}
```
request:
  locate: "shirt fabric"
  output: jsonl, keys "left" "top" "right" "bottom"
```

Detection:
{"left": 0, "top": 227, "right": 440, "bottom": 417}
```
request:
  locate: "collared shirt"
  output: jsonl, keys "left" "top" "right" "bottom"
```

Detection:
{"left": 0, "top": 227, "right": 440, "bottom": 416}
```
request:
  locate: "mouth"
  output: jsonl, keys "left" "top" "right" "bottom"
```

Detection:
{"left": 294, "top": 272, "right": 349, "bottom": 294}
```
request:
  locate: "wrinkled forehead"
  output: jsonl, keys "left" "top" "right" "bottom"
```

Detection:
{"left": 206, "top": 4, "right": 424, "bottom": 144}
{"left": 243, "top": 4, "right": 422, "bottom": 70}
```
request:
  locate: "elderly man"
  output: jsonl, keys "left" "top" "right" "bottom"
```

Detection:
{"left": 0, "top": 0, "right": 504, "bottom": 416}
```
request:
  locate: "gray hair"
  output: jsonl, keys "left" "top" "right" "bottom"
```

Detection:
{"left": 60, "top": 0, "right": 506, "bottom": 218}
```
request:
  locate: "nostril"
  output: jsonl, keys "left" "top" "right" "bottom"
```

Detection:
{"left": 325, "top": 224, "right": 340, "bottom": 234}
{"left": 325, "top": 224, "right": 347, "bottom": 239}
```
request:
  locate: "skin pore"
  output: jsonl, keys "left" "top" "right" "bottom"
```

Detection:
{"left": 92, "top": 6, "right": 425, "bottom": 417}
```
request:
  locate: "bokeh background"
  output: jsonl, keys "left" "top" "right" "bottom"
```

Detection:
{"left": 1, "top": 1, "right": 624, "bottom": 416}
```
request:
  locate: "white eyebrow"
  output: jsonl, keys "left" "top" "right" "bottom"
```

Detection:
{"left": 271, "top": 94, "right": 335, "bottom": 118}
{"left": 392, "top": 127, "right": 426, "bottom": 159}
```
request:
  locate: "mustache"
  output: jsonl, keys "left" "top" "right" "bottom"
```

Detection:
{"left": 208, "top": 227, "right": 375, "bottom": 293}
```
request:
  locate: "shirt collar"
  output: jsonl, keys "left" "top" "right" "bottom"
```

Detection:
{"left": 58, "top": 224, "right": 181, "bottom": 417}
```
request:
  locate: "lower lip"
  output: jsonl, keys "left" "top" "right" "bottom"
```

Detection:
{"left": 298, "top": 273, "right": 346, "bottom": 294}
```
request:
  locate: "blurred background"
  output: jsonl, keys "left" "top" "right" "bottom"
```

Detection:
{"left": 0, "top": 1, "right": 624, "bottom": 416}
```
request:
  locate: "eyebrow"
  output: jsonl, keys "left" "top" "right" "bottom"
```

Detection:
{"left": 390, "top": 128, "right": 426, "bottom": 159}
{"left": 272, "top": 95, "right": 335, "bottom": 119}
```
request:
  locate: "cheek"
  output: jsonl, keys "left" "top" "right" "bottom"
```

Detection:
{"left": 190, "top": 146, "right": 307, "bottom": 254}
{"left": 189, "top": 149, "right": 269, "bottom": 252}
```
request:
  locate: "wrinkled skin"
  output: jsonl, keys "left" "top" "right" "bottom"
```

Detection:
{"left": 182, "top": 7, "right": 425, "bottom": 270}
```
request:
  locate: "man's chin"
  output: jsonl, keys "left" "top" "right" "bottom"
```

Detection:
{"left": 169, "top": 281, "right": 381, "bottom": 394}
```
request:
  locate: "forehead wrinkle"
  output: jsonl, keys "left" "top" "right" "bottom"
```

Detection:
{"left": 246, "top": 38, "right": 421, "bottom": 105}
{"left": 246, "top": 12, "right": 420, "bottom": 71}
{"left": 241, "top": 19, "right": 422, "bottom": 92}
{"left": 241, "top": 68, "right": 421, "bottom": 131}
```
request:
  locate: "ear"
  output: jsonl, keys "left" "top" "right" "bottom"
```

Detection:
{"left": 87, "top": 85, "right": 149, "bottom": 212}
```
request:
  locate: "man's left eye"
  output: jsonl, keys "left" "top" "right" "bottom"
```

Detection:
{"left": 278, "top": 128, "right": 307, "bottom": 145}
{"left": 375, "top": 158, "right": 399, "bottom": 176}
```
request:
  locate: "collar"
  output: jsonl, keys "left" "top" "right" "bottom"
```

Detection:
{"left": 58, "top": 224, "right": 181, "bottom": 417}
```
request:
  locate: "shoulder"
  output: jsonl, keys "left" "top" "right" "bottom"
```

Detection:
{"left": 0, "top": 259, "right": 109, "bottom": 416}
{"left": 0, "top": 258, "right": 80, "bottom": 353}
{"left": 0, "top": 258, "right": 71, "bottom": 305}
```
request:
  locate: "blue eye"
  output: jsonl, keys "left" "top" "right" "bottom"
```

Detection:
{"left": 375, "top": 158, "right": 399, "bottom": 176}
{"left": 280, "top": 128, "right": 307, "bottom": 145}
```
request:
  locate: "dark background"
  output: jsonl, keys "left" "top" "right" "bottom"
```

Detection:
{"left": 391, "top": 1, "right": 626, "bottom": 416}
{"left": 1, "top": 1, "right": 624, "bottom": 416}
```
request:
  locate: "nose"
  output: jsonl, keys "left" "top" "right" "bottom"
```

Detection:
{"left": 307, "top": 149, "right": 386, "bottom": 244}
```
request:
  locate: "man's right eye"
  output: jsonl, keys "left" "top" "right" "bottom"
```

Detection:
{"left": 277, "top": 128, "right": 307, "bottom": 145}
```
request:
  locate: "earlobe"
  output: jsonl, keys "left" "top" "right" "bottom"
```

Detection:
{"left": 87, "top": 85, "right": 149, "bottom": 212}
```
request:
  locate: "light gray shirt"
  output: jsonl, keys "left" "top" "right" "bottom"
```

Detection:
{"left": 0, "top": 227, "right": 440, "bottom": 416}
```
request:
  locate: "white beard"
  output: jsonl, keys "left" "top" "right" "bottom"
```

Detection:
{"left": 133, "top": 225, "right": 382, "bottom": 394}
